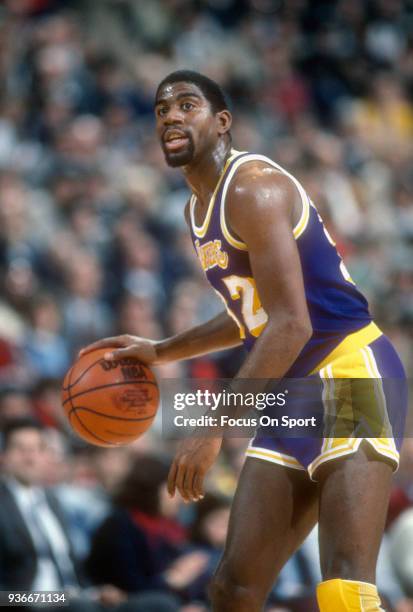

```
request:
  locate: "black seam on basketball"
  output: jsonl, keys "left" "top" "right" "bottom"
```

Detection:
{"left": 69, "top": 409, "right": 115, "bottom": 445}
{"left": 67, "top": 405, "right": 156, "bottom": 422}
{"left": 64, "top": 356, "right": 112, "bottom": 390}
{"left": 61, "top": 364, "right": 74, "bottom": 392}
{"left": 67, "top": 365, "right": 114, "bottom": 445}
{"left": 62, "top": 380, "right": 158, "bottom": 406}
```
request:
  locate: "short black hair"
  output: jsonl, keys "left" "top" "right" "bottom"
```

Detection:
{"left": 114, "top": 454, "right": 170, "bottom": 516}
{"left": 2, "top": 417, "right": 44, "bottom": 451}
{"left": 156, "top": 70, "right": 229, "bottom": 114}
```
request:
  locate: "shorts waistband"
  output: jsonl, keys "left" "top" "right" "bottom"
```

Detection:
{"left": 310, "top": 322, "right": 383, "bottom": 375}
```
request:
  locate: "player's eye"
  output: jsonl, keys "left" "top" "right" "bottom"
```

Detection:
{"left": 157, "top": 106, "right": 168, "bottom": 117}
{"left": 182, "top": 101, "right": 194, "bottom": 111}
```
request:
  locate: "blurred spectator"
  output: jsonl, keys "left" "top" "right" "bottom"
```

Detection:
{"left": 86, "top": 454, "right": 185, "bottom": 598}
{"left": 0, "top": 417, "right": 165, "bottom": 612}
{"left": 57, "top": 446, "right": 132, "bottom": 561}
{"left": 390, "top": 509, "right": 413, "bottom": 599}
{"left": 164, "top": 493, "right": 231, "bottom": 606}
{"left": 62, "top": 250, "right": 113, "bottom": 353}
{"left": 387, "top": 437, "right": 413, "bottom": 537}
{"left": 117, "top": 292, "right": 163, "bottom": 340}
{"left": 33, "top": 377, "right": 69, "bottom": 431}
{"left": 23, "top": 293, "right": 70, "bottom": 379}
{"left": 350, "top": 73, "right": 413, "bottom": 160}
{"left": 0, "top": 388, "right": 33, "bottom": 423}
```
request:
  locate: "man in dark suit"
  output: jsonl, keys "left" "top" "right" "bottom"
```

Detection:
{"left": 0, "top": 417, "right": 180, "bottom": 612}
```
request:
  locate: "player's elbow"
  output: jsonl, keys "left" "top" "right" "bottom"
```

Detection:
{"left": 266, "top": 309, "right": 313, "bottom": 351}
{"left": 298, "top": 316, "right": 313, "bottom": 343}
{"left": 290, "top": 316, "right": 312, "bottom": 347}
{"left": 272, "top": 312, "right": 312, "bottom": 347}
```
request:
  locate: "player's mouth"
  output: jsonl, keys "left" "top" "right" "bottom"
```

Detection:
{"left": 163, "top": 130, "right": 190, "bottom": 151}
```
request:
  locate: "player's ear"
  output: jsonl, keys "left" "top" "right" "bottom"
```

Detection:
{"left": 216, "top": 110, "right": 232, "bottom": 136}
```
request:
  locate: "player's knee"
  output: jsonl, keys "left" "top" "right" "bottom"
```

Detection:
{"left": 209, "top": 565, "right": 261, "bottom": 611}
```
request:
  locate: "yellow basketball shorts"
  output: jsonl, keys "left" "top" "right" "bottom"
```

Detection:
{"left": 247, "top": 324, "right": 407, "bottom": 480}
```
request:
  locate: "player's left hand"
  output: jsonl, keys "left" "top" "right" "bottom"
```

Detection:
{"left": 168, "top": 435, "right": 223, "bottom": 502}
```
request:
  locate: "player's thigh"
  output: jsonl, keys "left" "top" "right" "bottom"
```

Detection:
{"left": 317, "top": 442, "right": 393, "bottom": 583}
{"left": 216, "top": 456, "right": 318, "bottom": 592}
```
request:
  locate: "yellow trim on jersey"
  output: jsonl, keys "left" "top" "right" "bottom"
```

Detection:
{"left": 292, "top": 194, "right": 310, "bottom": 239}
{"left": 190, "top": 149, "right": 241, "bottom": 239}
{"left": 218, "top": 153, "right": 312, "bottom": 251}
{"left": 219, "top": 154, "right": 251, "bottom": 251}
{"left": 310, "top": 322, "right": 383, "bottom": 375}
{"left": 221, "top": 216, "right": 248, "bottom": 251}
{"left": 246, "top": 446, "right": 305, "bottom": 470}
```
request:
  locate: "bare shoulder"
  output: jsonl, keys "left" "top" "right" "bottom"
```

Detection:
{"left": 226, "top": 160, "right": 299, "bottom": 225}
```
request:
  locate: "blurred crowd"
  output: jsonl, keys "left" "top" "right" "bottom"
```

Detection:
{"left": 0, "top": 0, "right": 413, "bottom": 610}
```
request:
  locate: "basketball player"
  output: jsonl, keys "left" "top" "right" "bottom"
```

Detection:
{"left": 82, "top": 71, "right": 407, "bottom": 611}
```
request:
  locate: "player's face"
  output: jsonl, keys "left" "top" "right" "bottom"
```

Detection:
{"left": 155, "top": 82, "right": 219, "bottom": 168}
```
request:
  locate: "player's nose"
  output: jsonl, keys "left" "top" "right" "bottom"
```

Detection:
{"left": 162, "top": 105, "right": 184, "bottom": 125}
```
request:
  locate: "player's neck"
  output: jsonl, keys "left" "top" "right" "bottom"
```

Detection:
{"left": 183, "top": 140, "right": 232, "bottom": 206}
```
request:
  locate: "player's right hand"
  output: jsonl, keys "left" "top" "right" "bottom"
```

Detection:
{"left": 168, "top": 435, "right": 223, "bottom": 502}
{"left": 79, "top": 334, "right": 161, "bottom": 364}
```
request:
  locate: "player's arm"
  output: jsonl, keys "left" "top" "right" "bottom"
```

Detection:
{"left": 226, "top": 163, "right": 312, "bottom": 380}
{"left": 79, "top": 202, "right": 242, "bottom": 362}
{"left": 79, "top": 310, "right": 241, "bottom": 363}
{"left": 168, "top": 165, "right": 313, "bottom": 502}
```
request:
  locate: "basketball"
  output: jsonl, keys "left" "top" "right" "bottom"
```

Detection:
{"left": 61, "top": 349, "right": 160, "bottom": 447}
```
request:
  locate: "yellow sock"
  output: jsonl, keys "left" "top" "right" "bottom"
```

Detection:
{"left": 317, "top": 579, "right": 384, "bottom": 611}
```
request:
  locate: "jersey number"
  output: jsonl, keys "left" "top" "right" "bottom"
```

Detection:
{"left": 222, "top": 276, "right": 268, "bottom": 337}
